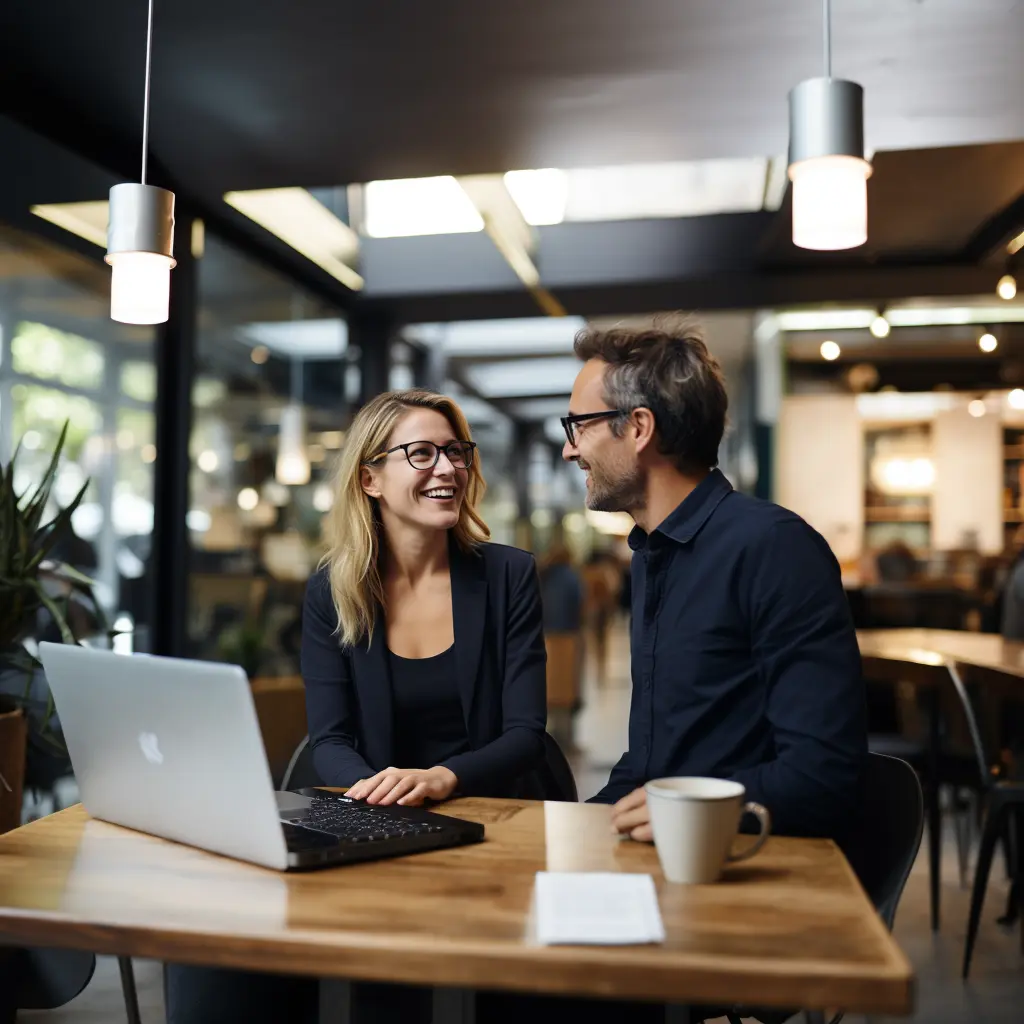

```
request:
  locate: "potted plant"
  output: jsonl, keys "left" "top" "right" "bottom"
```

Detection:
{"left": 0, "top": 421, "right": 107, "bottom": 833}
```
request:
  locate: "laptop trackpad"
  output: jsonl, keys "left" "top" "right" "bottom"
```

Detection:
{"left": 275, "top": 790, "right": 313, "bottom": 818}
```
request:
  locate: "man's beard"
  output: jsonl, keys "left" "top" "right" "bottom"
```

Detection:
{"left": 585, "top": 462, "right": 645, "bottom": 514}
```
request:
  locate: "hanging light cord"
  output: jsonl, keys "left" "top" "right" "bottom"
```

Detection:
{"left": 141, "top": 0, "right": 155, "bottom": 184}
{"left": 822, "top": 0, "right": 832, "bottom": 79}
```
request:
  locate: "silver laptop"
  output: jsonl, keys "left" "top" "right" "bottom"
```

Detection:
{"left": 39, "top": 643, "right": 484, "bottom": 871}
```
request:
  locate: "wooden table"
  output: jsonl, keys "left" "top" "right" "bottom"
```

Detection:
{"left": 0, "top": 799, "right": 912, "bottom": 1018}
{"left": 856, "top": 628, "right": 1024, "bottom": 933}
{"left": 857, "top": 628, "right": 1024, "bottom": 679}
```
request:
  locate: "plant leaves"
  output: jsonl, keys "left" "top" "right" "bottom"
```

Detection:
{"left": 26, "top": 580, "right": 75, "bottom": 645}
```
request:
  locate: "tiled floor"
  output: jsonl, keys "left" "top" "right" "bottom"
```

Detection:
{"left": 20, "top": 619, "right": 1024, "bottom": 1021}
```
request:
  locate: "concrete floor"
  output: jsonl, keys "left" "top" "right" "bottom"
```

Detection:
{"left": 20, "top": 620, "right": 1024, "bottom": 1022}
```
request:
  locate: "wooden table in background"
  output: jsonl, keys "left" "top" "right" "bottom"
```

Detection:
{"left": 0, "top": 798, "right": 912, "bottom": 1018}
{"left": 856, "top": 628, "right": 1024, "bottom": 934}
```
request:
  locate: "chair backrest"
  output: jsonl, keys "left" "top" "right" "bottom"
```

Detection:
{"left": 536, "top": 731, "right": 578, "bottom": 802}
{"left": 842, "top": 752, "right": 924, "bottom": 931}
{"left": 280, "top": 735, "right": 323, "bottom": 791}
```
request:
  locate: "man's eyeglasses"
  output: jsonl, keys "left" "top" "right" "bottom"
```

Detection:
{"left": 366, "top": 440, "right": 477, "bottom": 471}
{"left": 560, "top": 410, "right": 626, "bottom": 447}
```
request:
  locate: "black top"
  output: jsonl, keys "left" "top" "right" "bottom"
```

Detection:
{"left": 590, "top": 469, "right": 867, "bottom": 841}
{"left": 301, "top": 538, "right": 547, "bottom": 796}
{"left": 389, "top": 645, "right": 471, "bottom": 768}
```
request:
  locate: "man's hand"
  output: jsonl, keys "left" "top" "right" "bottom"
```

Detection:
{"left": 346, "top": 766, "right": 458, "bottom": 807}
{"left": 610, "top": 786, "right": 653, "bottom": 842}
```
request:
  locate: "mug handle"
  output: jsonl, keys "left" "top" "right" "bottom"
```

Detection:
{"left": 727, "top": 801, "right": 772, "bottom": 863}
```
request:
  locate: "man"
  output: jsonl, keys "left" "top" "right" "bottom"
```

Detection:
{"left": 562, "top": 319, "right": 866, "bottom": 843}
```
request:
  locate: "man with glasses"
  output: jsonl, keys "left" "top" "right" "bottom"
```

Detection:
{"left": 561, "top": 319, "right": 866, "bottom": 844}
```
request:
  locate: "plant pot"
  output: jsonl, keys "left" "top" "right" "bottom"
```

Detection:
{"left": 0, "top": 702, "right": 26, "bottom": 834}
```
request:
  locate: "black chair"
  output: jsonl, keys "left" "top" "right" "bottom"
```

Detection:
{"left": 704, "top": 753, "right": 923, "bottom": 1024}
{"left": 537, "top": 731, "right": 578, "bottom": 802}
{"left": 0, "top": 947, "right": 98, "bottom": 1024}
{"left": 962, "top": 779, "right": 1024, "bottom": 977}
{"left": 281, "top": 734, "right": 322, "bottom": 791}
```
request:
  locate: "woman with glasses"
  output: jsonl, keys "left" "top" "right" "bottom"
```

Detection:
{"left": 304, "top": 388, "right": 547, "bottom": 805}
{"left": 167, "top": 389, "right": 547, "bottom": 1024}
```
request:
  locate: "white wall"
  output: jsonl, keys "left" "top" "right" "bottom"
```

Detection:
{"left": 776, "top": 395, "right": 863, "bottom": 562}
{"left": 932, "top": 407, "right": 1002, "bottom": 553}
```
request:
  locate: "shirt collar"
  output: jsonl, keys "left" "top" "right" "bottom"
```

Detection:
{"left": 627, "top": 468, "right": 734, "bottom": 551}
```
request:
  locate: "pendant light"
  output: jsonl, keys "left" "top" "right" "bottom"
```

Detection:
{"left": 787, "top": 0, "right": 871, "bottom": 250}
{"left": 105, "top": 0, "right": 176, "bottom": 324}
{"left": 276, "top": 357, "right": 311, "bottom": 486}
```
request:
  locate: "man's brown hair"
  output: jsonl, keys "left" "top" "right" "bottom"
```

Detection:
{"left": 573, "top": 316, "right": 728, "bottom": 473}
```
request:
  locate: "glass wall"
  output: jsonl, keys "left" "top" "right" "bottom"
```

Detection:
{"left": 0, "top": 223, "right": 157, "bottom": 647}
{"left": 187, "top": 233, "right": 352, "bottom": 678}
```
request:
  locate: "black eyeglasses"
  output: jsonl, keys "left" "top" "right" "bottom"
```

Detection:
{"left": 366, "top": 440, "right": 477, "bottom": 471}
{"left": 560, "top": 410, "right": 626, "bottom": 447}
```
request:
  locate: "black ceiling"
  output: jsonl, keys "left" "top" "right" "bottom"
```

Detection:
{"left": 1, "top": 0, "right": 1023, "bottom": 325}
{"left": 2, "top": 0, "right": 1022, "bottom": 195}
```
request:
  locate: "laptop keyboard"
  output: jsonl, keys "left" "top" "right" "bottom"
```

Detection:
{"left": 299, "top": 797, "right": 446, "bottom": 842}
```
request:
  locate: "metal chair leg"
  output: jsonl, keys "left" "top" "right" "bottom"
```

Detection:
{"left": 964, "top": 797, "right": 1010, "bottom": 977}
{"left": 117, "top": 956, "right": 142, "bottom": 1024}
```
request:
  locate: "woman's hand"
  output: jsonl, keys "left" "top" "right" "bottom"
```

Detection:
{"left": 346, "top": 766, "right": 458, "bottom": 807}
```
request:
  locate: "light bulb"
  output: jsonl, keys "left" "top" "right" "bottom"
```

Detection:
{"left": 869, "top": 315, "right": 890, "bottom": 339}
{"left": 820, "top": 340, "right": 841, "bottom": 361}
{"left": 108, "top": 251, "right": 173, "bottom": 324}
{"left": 789, "top": 156, "right": 871, "bottom": 250}
{"left": 237, "top": 487, "right": 259, "bottom": 511}
{"left": 968, "top": 399, "right": 987, "bottom": 418}
{"left": 979, "top": 332, "right": 998, "bottom": 353}
{"left": 998, "top": 274, "right": 1017, "bottom": 301}
{"left": 1009, "top": 389, "right": 1024, "bottom": 411}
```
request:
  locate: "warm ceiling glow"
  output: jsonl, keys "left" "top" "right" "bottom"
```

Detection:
{"left": 869, "top": 314, "right": 890, "bottom": 339}
{"left": 363, "top": 176, "right": 484, "bottom": 238}
{"left": 998, "top": 274, "right": 1018, "bottom": 301}
{"left": 968, "top": 399, "right": 987, "bottom": 418}
{"left": 979, "top": 331, "right": 998, "bottom": 353}
{"left": 1009, "top": 389, "right": 1024, "bottom": 410}
{"left": 30, "top": 201, "right": 109, "bottom": 248}
{"left": 503, "top": 169, "right": 568, "bottom": 225}
{"left": 224, "top": 188, "right": 363, "bottom": 290}
{"left": 820, "top": 340, "right": 841, "bottom": 361}
{"left": 789, "top": 155, "right": 871, "bottom": 250}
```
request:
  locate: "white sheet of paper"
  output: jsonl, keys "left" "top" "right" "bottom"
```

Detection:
{"left": 533, "top": 871, "right": 666, "bottom": 945}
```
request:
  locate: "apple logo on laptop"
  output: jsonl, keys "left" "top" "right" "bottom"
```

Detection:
{"left": 138, "top": 732, "right": 164, "bottom": 765}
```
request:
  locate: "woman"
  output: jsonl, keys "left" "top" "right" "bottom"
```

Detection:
{"left": 167, "top": 390, "right": 547, "bottom": 1024}
{"left": 303, "top": 387, "right": 547, "bottom": 801}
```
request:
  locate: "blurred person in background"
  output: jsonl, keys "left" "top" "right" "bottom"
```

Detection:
{"left": 538, "top": 540, "right": 583, "bottom": 749}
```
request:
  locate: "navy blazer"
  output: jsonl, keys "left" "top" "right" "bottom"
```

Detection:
{"left": 301, "top": 539, "right": 547, "bottom": 796}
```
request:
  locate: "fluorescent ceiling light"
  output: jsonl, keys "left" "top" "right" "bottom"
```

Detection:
{"left": 855, "top": 392, "right": 959, "bottom": 421}
{"left": 240, "top": 319, "right": 348, "bottom": 359}
{"left": 406, "top": 317, "right": 585, "bottom": 356}
{"left": 31, "top": 201, "right": 109, "bottom": 248}
{"left": 776, "top": 309, "right": 875, "bottom": 331}
{"left": 224, "top": 188, "right": 363, "bottom": 291}
{"left": 503, "top": 169, "right": 568, "bottom": 226}
{"left": 778, "top": 304, "right": 1024, "bottom": 332}
{"left": 564, "top": 158, "right": 768, "bottom": 221}
{"left": 466, "top": 357, "right": 583, "bottom": 398}
{"left": 363, "top": 176, "right": 484, "bottom": 238}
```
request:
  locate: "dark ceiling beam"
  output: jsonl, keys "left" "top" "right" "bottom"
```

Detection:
{"left": 960, "top": 190, "right": 1024, "bottom": 264}
{"left": 362, "top": 263, "right": 1003, "bottom": 324}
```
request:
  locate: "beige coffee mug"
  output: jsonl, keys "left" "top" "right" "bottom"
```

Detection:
{"left": 644, "top": 777, "right": 771, "bottom": 884}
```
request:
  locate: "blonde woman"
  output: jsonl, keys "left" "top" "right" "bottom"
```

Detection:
{"left": 302, "top": 388, "right": 547, "bottom": 803}
{"left": 167, "top": 391, "right": 548, "bottom": 1024}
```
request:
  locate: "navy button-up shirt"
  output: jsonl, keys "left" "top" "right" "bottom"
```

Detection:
{"left": 591, "top": 470, "right": 866, "bottom": 839}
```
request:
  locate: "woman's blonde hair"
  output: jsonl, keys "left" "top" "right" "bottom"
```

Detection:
{"left": 320, "top": 389, "right": 489, "bottom": 647}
